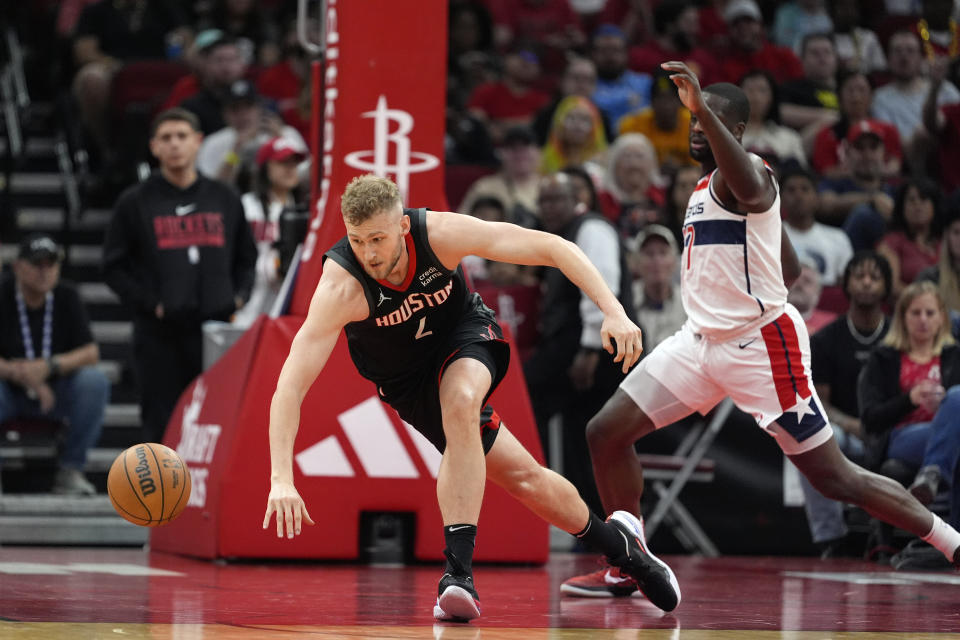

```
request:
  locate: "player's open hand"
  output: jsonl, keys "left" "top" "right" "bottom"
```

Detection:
{"left": 661, "top": 61, "right": 705, "bottom": 115}
{"left": 600, "top": 312, "right": 644, "bottom": 374}
{"left": 263, "top": 480, "right": 315, "bottom": 539}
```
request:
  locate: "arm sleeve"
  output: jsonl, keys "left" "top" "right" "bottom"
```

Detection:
{"left": 102, "top": 191, "right": 159, "bottom": 314}
{"left": 231, "top": 194, "right": 258, "bottom": 303}
{"left": 574, "top": 218, "right": 621, "bottom": 349}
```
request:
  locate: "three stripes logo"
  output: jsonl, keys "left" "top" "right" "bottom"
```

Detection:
{"left": 295, "top": 397, "right": 442, "bottom": 479}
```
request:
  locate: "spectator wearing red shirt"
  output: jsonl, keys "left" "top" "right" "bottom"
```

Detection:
{"left": 467, "top": 49, "right": 551, "bottom": 145}
{"left": 484, "top": 0, "right": 584, "bottom": 63}
{"left": 712, "top": 0, "right": 804, "bottom": 85}
{"left": 812, "top": 75, "right": 903, "bottom": 179}
{"left": 878, "top": 178, "right": 943, "bottom": 297}
{"left": 629, "top": 0, "right": 717, "bottom": 83}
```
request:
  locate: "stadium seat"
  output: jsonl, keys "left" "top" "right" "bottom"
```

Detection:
{"left": 444, "top": 164, "right": 497, "bottom": 212}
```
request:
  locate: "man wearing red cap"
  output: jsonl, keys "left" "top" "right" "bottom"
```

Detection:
{"left": 813, "top": 117, "right": 902, "bottom": 179}
{"left": 819, "top": 119, "right": 899, "bottom": 250}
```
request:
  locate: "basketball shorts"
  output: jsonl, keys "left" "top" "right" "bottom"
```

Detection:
{"left": 620, "top": 304, "right": 832, "bottom": 455}
{"left": 377, "top": 295, "right": 510, "bottom": 454}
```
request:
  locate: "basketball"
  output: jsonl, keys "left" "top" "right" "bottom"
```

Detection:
{"left": 107, "top": 443, "right": 192, "bottom": 527}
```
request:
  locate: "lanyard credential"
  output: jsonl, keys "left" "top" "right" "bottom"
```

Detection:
{"left": 15, "top": 288, "right": 53, "bottom": 360}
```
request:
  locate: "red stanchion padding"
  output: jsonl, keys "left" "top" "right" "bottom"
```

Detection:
{"left": 152, "top": 316, "right": 548, "bottom": 563}
{"left": 291, "top": 0, "right": 450, "bottom": 315}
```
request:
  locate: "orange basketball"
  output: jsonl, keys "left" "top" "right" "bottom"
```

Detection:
{"left": 107, "top": 443, "right": 192, "bottom": 527}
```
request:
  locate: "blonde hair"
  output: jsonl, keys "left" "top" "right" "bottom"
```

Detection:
{"left": 883, "top": 280, "right": 956, "bottom": 353}
{"left": 340, "top": 174, "right": 401, "bottom": 224}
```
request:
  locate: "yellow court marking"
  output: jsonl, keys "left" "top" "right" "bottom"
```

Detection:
{"left": 1, "top": 625, "right": 959, "bottom": 640}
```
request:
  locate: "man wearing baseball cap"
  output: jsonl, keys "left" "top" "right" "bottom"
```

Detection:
{"left": 0, "top": 233, "right": 110, "bottom": 495}
{"left": 197, "top": 78, "right": 307, "bottom": 190}
{"left": 713, "top": 0, "right": 803, "bottom": 84}
{"left": 819, "top": 118, "right": 898, "bottom": 248}
{"left": 631, "top": 224, "right": 685, "bottom": 350}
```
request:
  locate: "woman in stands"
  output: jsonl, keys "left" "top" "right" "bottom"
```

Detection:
{"left": 877, "top": 177, "right": 943, "bottom": 298}
{"left": 859, "top": 281, "right": 960, "bottom": 509}
{"left": 540, "top": 95, "right": 608, "bottom": 175}
{"left": 739, "top": 69, "right": 808, "bottom": 168}
{"left": 597, "top": 133, "right": 666, "bottom": 237}
{"left": 232, "top": 137, "right": 308, "bottom": 328}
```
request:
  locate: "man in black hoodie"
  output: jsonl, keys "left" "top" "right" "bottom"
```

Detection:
{"left": 103, "top": 107, "right": 257, "bottom": 443}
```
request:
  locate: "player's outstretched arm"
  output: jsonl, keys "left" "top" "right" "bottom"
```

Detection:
{"left": 428, "top": 212, "right": 643, "bottom": 372}
{"left": 263, "top": 261, "right": 368, "bottom": 538}
{"left": 662, "top": 61, "right": 775, "bottom": 213}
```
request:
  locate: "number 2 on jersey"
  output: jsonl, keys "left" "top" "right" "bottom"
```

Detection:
{"left": 415, "top": 317, "right": 433, "bottom": 340}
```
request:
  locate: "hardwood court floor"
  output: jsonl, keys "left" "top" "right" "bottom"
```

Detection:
{"left": 1, "top": 547, "right": 959, "bottom": 638}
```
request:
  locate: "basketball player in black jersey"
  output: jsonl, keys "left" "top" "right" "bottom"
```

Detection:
{"left": 262, "top": 174, "right": 681, "bottom": 621}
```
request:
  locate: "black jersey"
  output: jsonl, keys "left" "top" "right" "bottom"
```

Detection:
{"left": 323, "top": 208, "right": 473, "bottom": 386}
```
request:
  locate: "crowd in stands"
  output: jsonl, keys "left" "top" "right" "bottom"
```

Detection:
{"left": 6, "top": 0, "right": 960, "bottom": 565}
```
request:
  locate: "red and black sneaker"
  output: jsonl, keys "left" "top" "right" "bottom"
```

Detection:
{"left": 560, "top": 566, "right": 640, "bottom": 597}
{"left": 606, "top": 510, "right": 681, "bottom": 612}
{"left": 433, "top": 550, "right": 481, "bottom": 622}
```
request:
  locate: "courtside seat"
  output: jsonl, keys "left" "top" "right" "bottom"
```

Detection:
{"left": 637, "top": 399, "right": 733, "bottom": 557}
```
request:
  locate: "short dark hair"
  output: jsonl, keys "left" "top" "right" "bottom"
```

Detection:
{"left": 150, "top": 107, "right": 201, "bottom": 137}
{"left": 779, "top": 164, "right": 817, "bottom": 188}
{"left": 800, "top": 31, "right": 835, "bottom": 57}
{"left": 837, "top": 68, "right": 874, "bottom": 94}
{"left": 703, "top": 82, "right": 750, "bottom": 124}
{"left": 842, "top": 250, "right": 892, "bottom": 300}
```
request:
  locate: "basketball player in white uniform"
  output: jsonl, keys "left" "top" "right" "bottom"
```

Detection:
{"left": 562, "top": 61, "right": 960, "bottom": 597}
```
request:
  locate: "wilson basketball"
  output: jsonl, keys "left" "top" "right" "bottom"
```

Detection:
{"left": 107, "top": 443, "right": 192, "bottom": 527}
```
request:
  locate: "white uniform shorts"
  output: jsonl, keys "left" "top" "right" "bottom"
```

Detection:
{"left": 621, "top": 304, "right": 832, "bottom": 455}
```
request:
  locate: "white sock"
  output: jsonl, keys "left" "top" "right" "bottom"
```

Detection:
{"left": 921, "top": 513, "right": 960, "bottom": 562}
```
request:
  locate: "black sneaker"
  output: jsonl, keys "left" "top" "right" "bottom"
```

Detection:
{"left": 433, "top": 550, "right": 481, "bottom": 622}
{"left": 606, "top": 510, "right": 681, "bottom": 612}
